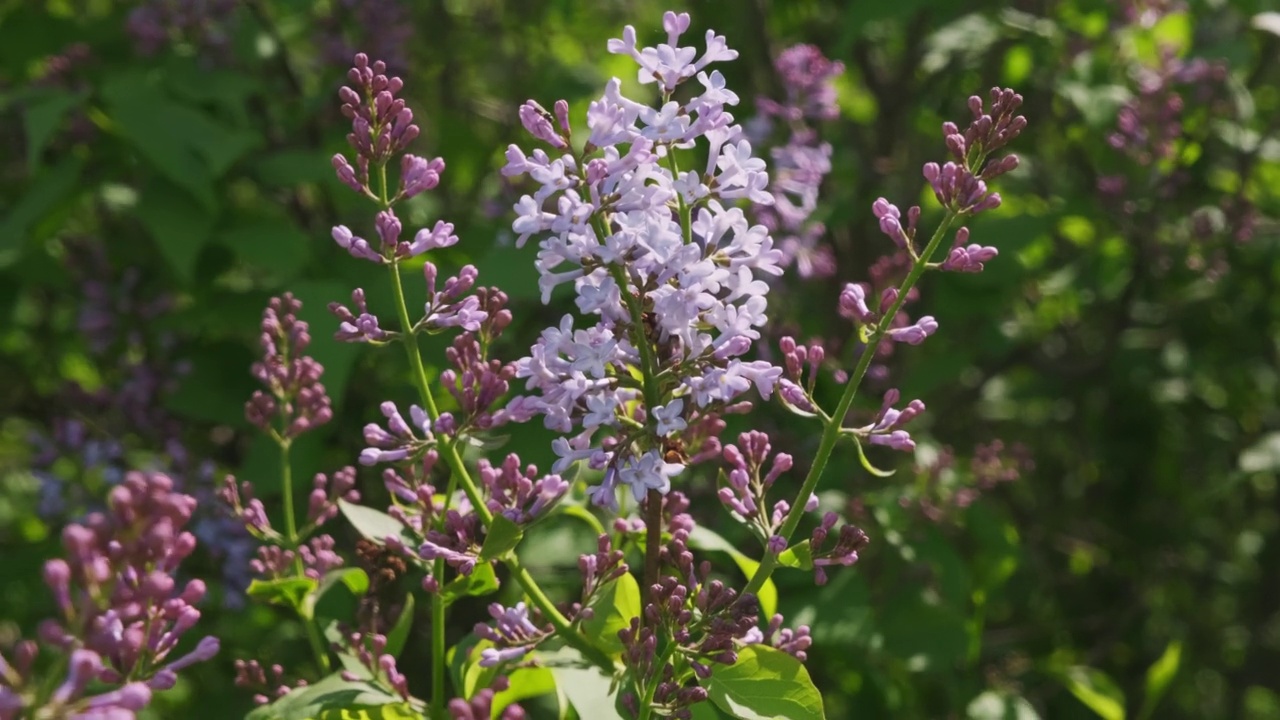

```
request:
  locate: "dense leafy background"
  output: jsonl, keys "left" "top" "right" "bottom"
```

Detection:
{"left": 1, "top": 0, "right": 1277, "bottom": 718}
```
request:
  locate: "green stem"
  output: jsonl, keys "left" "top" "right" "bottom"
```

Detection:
{"left": 385, "top": 262, "right": 615, "bottom": 673}
{"left": 741, "top": 211, "right": 959, "bottom": 598}
{"left": 431, "top": 556, "right": 447, "bottom": 720}
{"left": 281, "top": 439, "right": 298, "bottom": 543}
{"left": 282, "top": 438, "right": 331, "bottom": 673}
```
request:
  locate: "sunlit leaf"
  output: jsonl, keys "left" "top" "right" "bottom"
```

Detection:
{"left": 701, "top": 646, "right": 825, "bottom": 720}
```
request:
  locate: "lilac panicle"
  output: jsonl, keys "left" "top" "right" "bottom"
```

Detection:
{"left": 0, "top": 473, "right": 217, "bottom": 719}
{"left": 245, "top": 294, "right": 333, "bottom": 441}
{"left": 505, "top": 12, "right": 787, "bottom": 509}
{"left": 753, "top": 44, "right": 845, "bottom": 277}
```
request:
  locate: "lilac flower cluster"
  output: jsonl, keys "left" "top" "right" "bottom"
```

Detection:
{"left": 334, "top": 630, "right": 410, "bottom": 700}
{"left": 245, "top": 294, "right": 334, "bottom": 440}
{"left": 504, "top": 12, "right": 787, "bottom": 508}
{"left": 233, "top": 659, "right": 306, "bottom": 707}
{"left": 718, "top": 430, "right": 815, "bottom": 545}
{"left": 375, "top": 449, "right": 568, "bottom": 586}
{"left": 331, "top": 53, "right": 440, "bottom": 206}
{"left": 125, "top": 0, "right": 238, "bottom": 58}
{"left": 752, "top": 44, "right": 846, "bottom": 278}
{"left": 224, "top": 299, "right": 358, "bottom": 576}
{"left": 474, "top": 602, "right": 550, "bottom": 667}
{"left": 447, "top": 676, "right": 527, "bottom": 720}
{"left": 617, "top": 498, "right": 760, "bottom": 719}
{"left": 807, "top": 512, "right": 870, "bottom": 586}
{"left": 904, "top": 440, "right": 1033, "bottom": 522}
{"left": 1, "top": 473, "right": 218, "bottom": 719}
{"left": 29, "top": 240, "right": 255, "bottom": 606}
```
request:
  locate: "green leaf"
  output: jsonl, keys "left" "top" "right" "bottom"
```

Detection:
{"left": 217, "top": 216, "right": 312, "bottom": 286}
{"left": 1138, "top": 641, "right": 1181, "bottom": 720}
{"left": 461, "top": 639, "right": 500, "bottom": 699}
{"left": 777, "top": 541, "right": 814, "bottom": 570}
{"left": 851, "top": 436, "right": 896, "bottom": 477}
{"left": 687, "top": 526, "right": 778, "bottom": 617}
{"left": 701, "top": 646, "right": 825, "bottom": 720}
{"left": 135, "top": 181, "right": 216, "bottom": 282}
{"left": 1062, "top": 666, "right": 1127, "bottom": 720}
{"left": 304, "top": 568, "right": 370, "bottom": 621}
{"left": 967, "top": 691, "right": 1041, "bottom": 720}
{"left": 383, "top": 594, "right": 416, "bottom": 658}
{"left": 479, "top": 514, "right": 524, "bottom": 561}
{"left": 22, "top": 88, "right": 81, "bottom": 171}
{"left": 340, "top": 500, "right": 413, "bottom": 546}
{"left": 254, "top": 149, "right": 337, "bottom": 187}
{"left": 440, "top": 562, "right": 500, "bottom": 605}
{"left": 580, "top": 572, "right": 641, "bottom": 656}
{"left": 539, "top": 647, "right": 625, "bottom": 720}
{"left": 560, "top": 504, "right": 607, "bottom": 535}
{"left": 245, "top": 673, "right": 421, "bottom": 720}
{"left": 492, "top": 667, "right": 556, "bottom": 718}
{"left": 247, "top": 577, "right": 319, "bottom": 613}
{"left": 880, "top": 593, "right": 970, "bottom": 672}
{"left": 0, "top": 154, "right": 84, "bottom": 267}
{"left": 102, "top": 73, "right": 217, "bottom": 210}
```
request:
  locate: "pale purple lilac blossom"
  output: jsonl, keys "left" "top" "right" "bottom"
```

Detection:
{"left": 503, "top": 12, "right": 787, "bottom": 507}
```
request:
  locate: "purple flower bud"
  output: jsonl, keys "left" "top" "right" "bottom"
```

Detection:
{"left": 886, "top": 315, "right": 938, "bottom": 345}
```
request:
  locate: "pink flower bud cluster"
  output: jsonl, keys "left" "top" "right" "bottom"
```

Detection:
{"left": 1, "top": 473, "right": 218, "bottom": 718}
{"left": 245, "top": 294, "right": 333, "bottom": 440}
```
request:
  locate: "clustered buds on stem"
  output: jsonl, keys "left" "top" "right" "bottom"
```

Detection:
{"left": 245, "top": 294, "right": 333, "bottom": 441}
{"left": 2, "top": 473, "right": 218, "bottom": 718}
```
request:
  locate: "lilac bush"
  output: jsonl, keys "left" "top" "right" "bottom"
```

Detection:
{"left": 4, "top": 10, "right": 1026, "bottom": 720}
{"left": 208, "top": 11, "right": 1026, "bottom": 719}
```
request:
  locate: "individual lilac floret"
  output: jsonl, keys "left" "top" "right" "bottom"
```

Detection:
{"left": 360, "top": 401, "right": 435, "bottom": 466}
{"left": 885, "top": 315, "right": 938, "bottom": 346}
{"left": 473, "top": 602, "right": 549, "bottom": 667}
{"left": 479, "top": 454, "right": 569, "bottom": 524}
{"left": 855, "top": 388, "right": 925, "bottom": 451}
{"left": 245, "top": 294, "right": 334, "bottom": 441}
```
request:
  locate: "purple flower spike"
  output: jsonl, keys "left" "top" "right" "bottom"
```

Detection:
{"left": 246, "top": 294, "right": 334, "bottom": 440}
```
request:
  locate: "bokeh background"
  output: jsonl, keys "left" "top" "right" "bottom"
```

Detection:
{"left": 1, "top": 0, "right": 1278, "bottom": 718}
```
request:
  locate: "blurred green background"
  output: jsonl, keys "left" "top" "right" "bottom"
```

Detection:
{"left": 1, "top": 0, "right": 1278, "bottom": 718}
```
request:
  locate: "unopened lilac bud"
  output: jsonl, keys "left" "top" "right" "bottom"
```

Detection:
{"left": 886, "top": 316, "right": 938, "bottom": 345}
{"left": 332, "top": 154, "right": 363, "bottom": 192}
{"left": 838, "top": 283, "right": 875, "bottom": 323}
